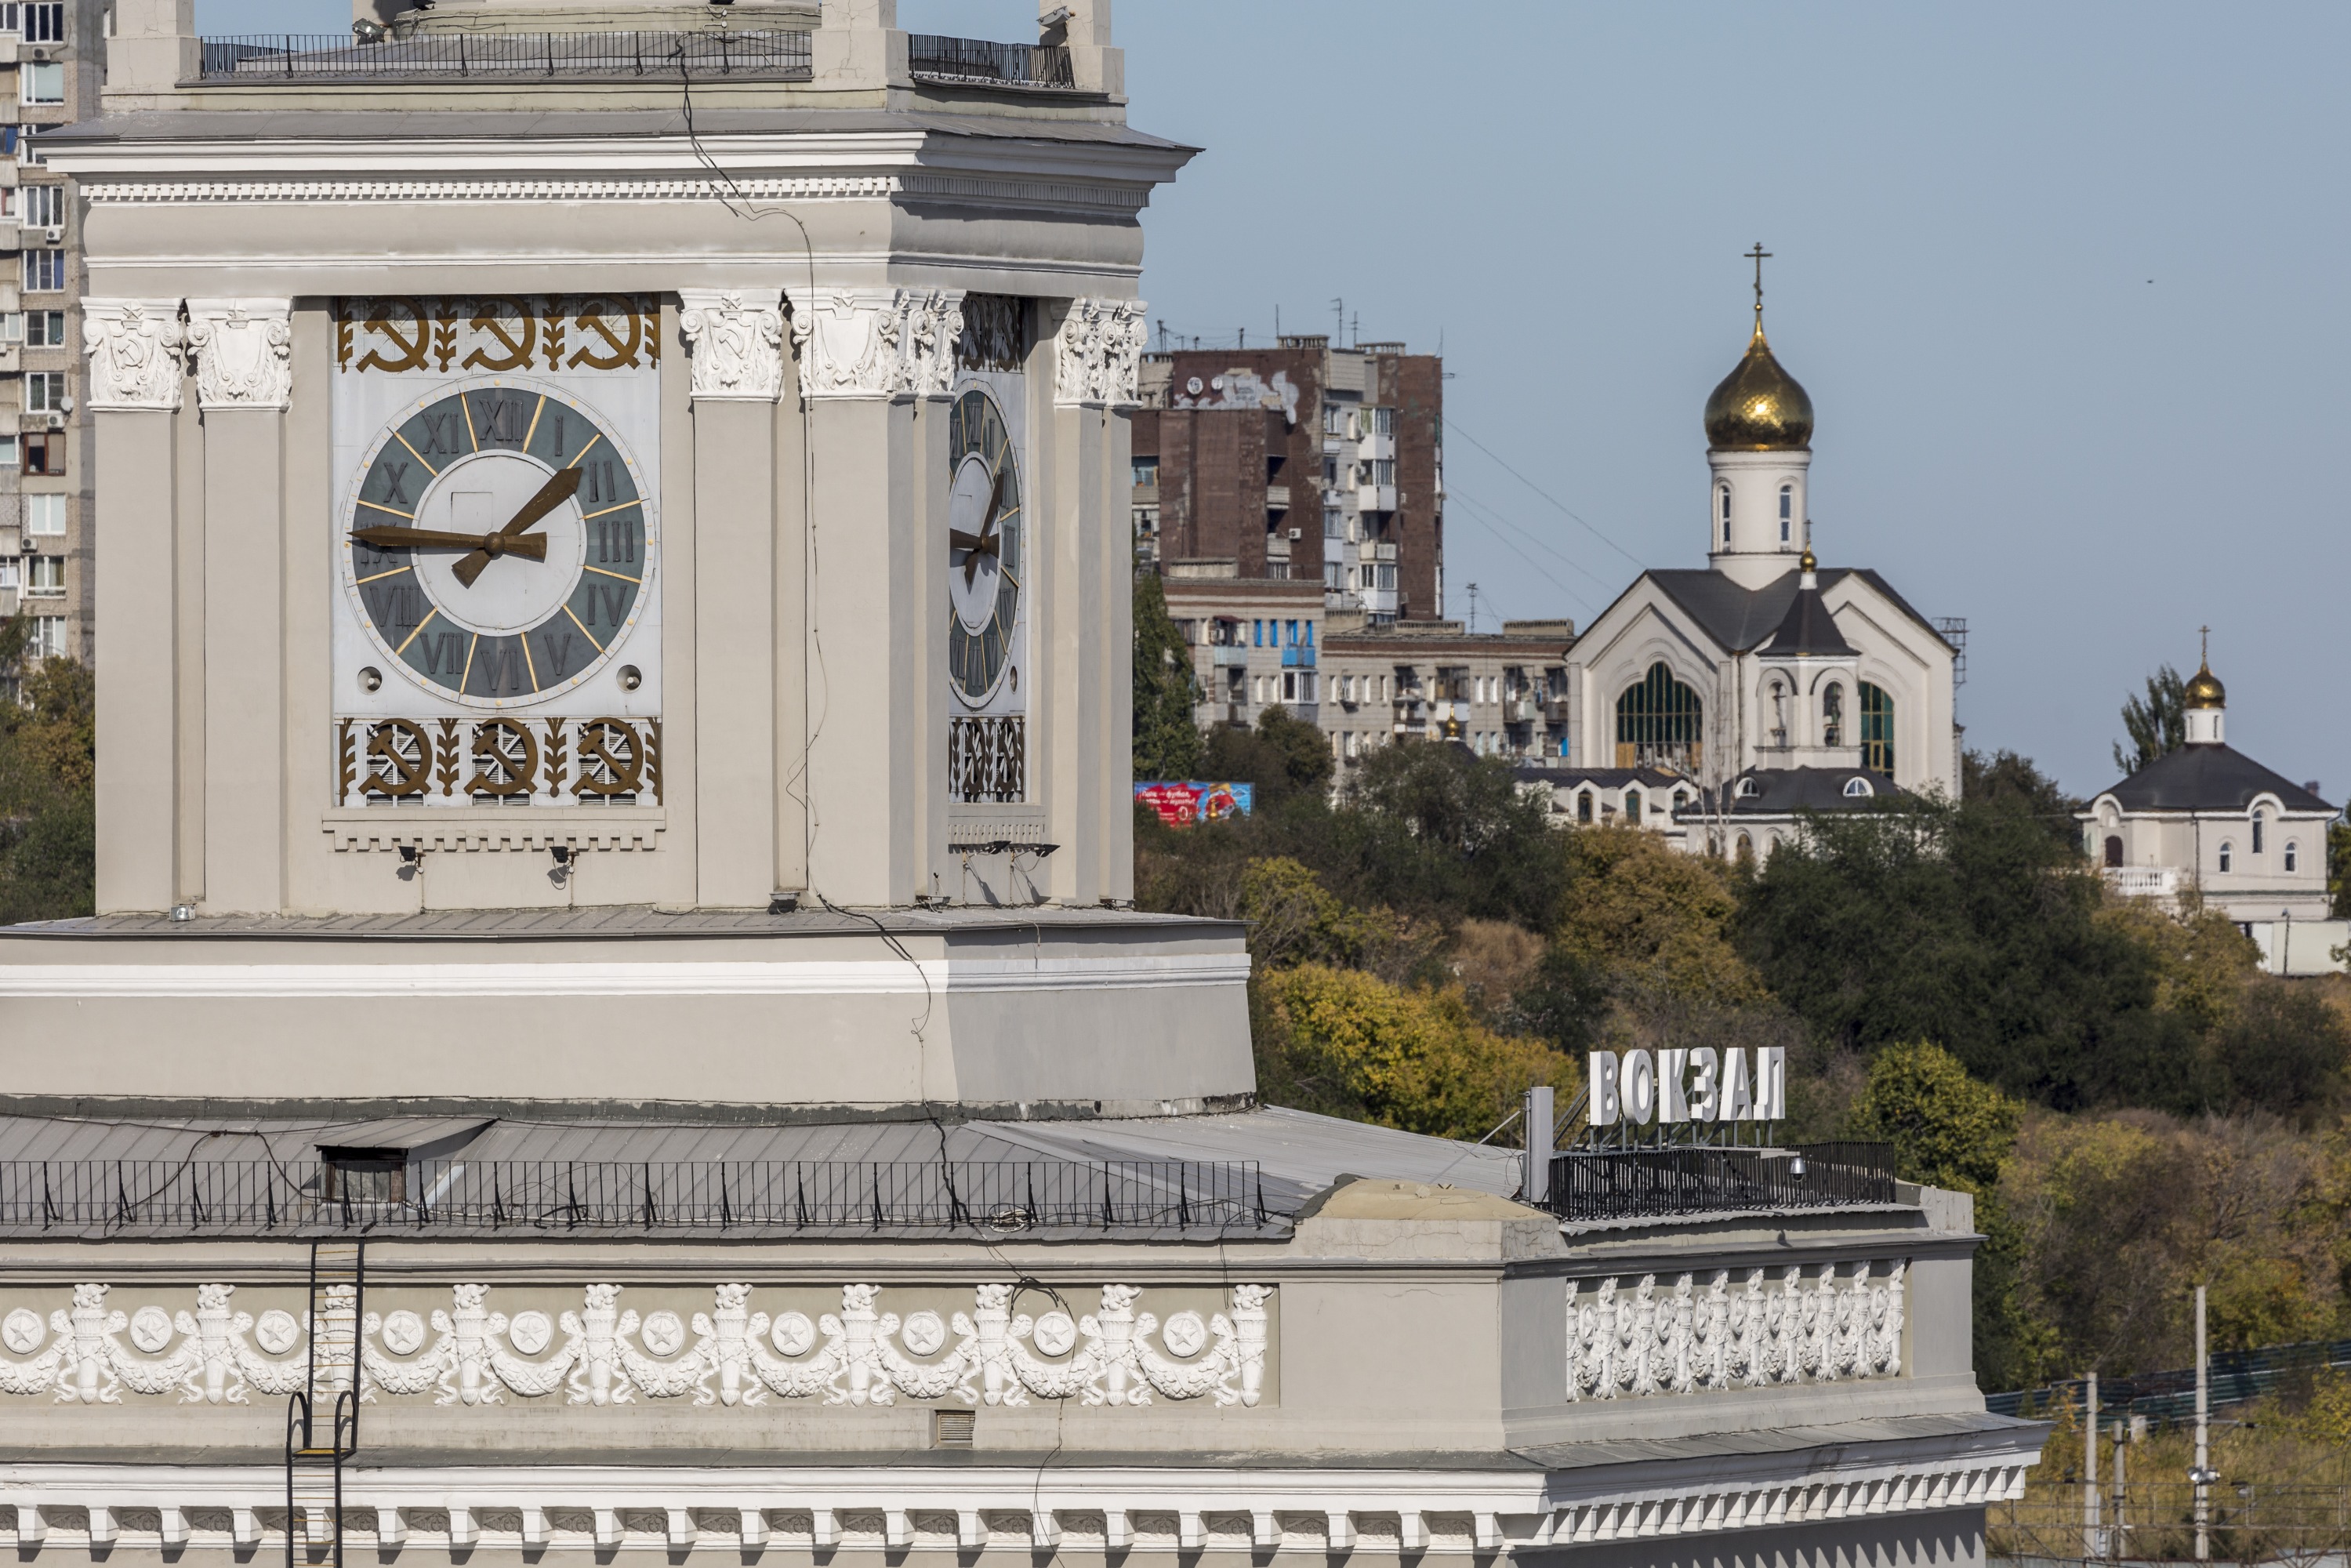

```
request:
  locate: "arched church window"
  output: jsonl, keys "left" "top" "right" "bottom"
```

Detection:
{"left": 1842, "top": 775, "right": 1871, "bottom": 798}
{"left": 1735, "top": 832, "right": 1754, "bottom": 866}
{"left": 1624, "top": 788, "right": 1644, "bottom": 822}
{"left": 1719, "top": 486, "right": 1731, "bottom": 545}
{"left": 1859, "top": 682, "right": 1896, "bottom": 776}
{"left": 1576, "top": 790, "right": 1594, "bottom": 823}
{"left": 1736, "top": 775, "right": 1759, "bottom": 798}
{"left": 2105, "top": 835, "right": 2124, "bottom": 868}
{"left": 2219, "top": 841, "right": 2233, "bottom": 873}
{"left": 1616, "top": 662, "right": 1703, "bottom": 772}
{"left": 1823, "top": 682, "right": 1845, "bottom": 747}
{"left": 2286, "top": 840, "right": 2298, "bottom": 873}
{"left": 1779, "top": 485, "right": 1793, "bottom": 543}
{"left": 2252, "top": 809, "right": 2266, "bottom": 855}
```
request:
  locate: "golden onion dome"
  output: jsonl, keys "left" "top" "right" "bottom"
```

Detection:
{"left": 2184, "top": 659, "right": 2226, "bottom": 710}
{"left": 1704, "top": 322, "right": 1814, "bottom": 450}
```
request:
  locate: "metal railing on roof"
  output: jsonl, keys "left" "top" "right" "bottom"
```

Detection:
{"left": 1544, "top": 1142, "right": 1900, "bottom": 1222}
{"left": 906, "top": 33, "right": 1074, "bottom": 89}
{"left": 194, "top": 30, "right": 813, "bottom": 82}
{"left": 0, "top": 1157, "right": 1274, "bottom": 1237}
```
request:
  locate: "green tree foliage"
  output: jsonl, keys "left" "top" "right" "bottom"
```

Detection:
{"left": 1130, "top": 574, "right": 1201, "bottom": 782}
{"left": 2113, "top": 664, "right": 2187, "bottom": 776}
{"left": 2329, "top": 821, "right": 2351, "bottom": 919}
{"left": 0, "top": 621, "right": 95, "bottom": 923}
{"left": 1963, "top": 747, "right": 2084, "bottom": 855}
{"left": 1199, "top": 705, "right": 1332, "bottom": 807}
{"left": 1845, "top": 1043, "right": 2045, "bottom": 1385}
{"left": 1738, "top": 790, "right": 2164, "bottom": 1109}
{"left": 1555, "top": 823, "right": 1762, "bottom": 1007}
{"left": 1254, "top": 961, "right": 1576, "bottom": 1139}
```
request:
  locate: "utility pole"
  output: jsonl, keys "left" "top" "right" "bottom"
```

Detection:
{"left": 2084, "top": 1371, "right": 2102, "bottom": 1561}
{"left": 1522, "top": 1084, "right": 1554, "bottom": 1205}
{"left": 2109, "top": 1417, "right": 2127, "bottom": 1566}
{"left": 2193, "top": 1283, "right": 2212, "bottom": 1560}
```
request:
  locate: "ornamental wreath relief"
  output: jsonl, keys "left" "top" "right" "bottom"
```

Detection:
{"left": 0, "top": 1283, "right": 1272, "bottom": 1411}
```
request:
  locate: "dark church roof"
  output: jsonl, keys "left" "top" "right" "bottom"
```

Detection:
{"left": 1758, "top": 581, "right": 1858, "bottom": 658}
{"left": 1631, "top": 567, "right": 1939, "bottom": 653}
{"left": 2099, "top": 744, "right": 2335, "bottom": 815}
{"left": 1687, "top": 766, "right": 1905, "bottom": 817}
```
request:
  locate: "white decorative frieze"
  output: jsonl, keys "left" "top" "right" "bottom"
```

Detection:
{"left": 0, "top": 1283, "right": 1272, "bottom": 1411}
{"left": 677, "top": 290, "right": 787, "bottom": 402}
{"left": 1054, "top": 296, "right": 1148, "bottom": 408}
{"left": 785, "top": 288, "right": 967, "bottom": 401}
{"left": 80, "top": 299, "right": 187, "bottom": 412}
{"left": 185, "top": 298, "right": 292, "bottom": 411}
{"left": 1565, "top": 1260, "right": 1904, "bottom": 1399}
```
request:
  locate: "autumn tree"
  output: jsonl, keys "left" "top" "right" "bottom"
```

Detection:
{"left": 1130, "top": 574, "right": 1202, "bottom": 782}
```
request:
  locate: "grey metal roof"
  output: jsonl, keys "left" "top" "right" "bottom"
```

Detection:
{"left": 1, "top": 904, "right": 1232, "bottom": 941}
{"left": 1513, "top": 766, "right": 1689, "bottom": 791}
{"left": 2098, "top": 742, "right": 2335, "bottom": 815}
{"left": 1511, "top": 1409, "right": 2040, "bottom": 1473}
{"left": 1687, "top": 766, "right": 1901, "bottom": 817}
{"left": 1757, "top": 583, "right": 1857, "bottom": 658}
{"left": 1633, "top": 567, "right": 1939, "bottom": 654}
{"left": 0, "top": 1106, "right": 1522, "bottom": 1217}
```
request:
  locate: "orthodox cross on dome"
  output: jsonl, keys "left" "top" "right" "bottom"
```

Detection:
{"left": 2200, "top": 623, "right": 2210, "bottom": 662}
{"left": 1747, "top": 242, "right": 1772, "bottom": 327}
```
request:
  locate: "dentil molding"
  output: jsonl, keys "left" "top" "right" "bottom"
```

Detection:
{"left": 79, "top": 299, "right": 187, "bottom": 412}
{"left": 677, "top": 290, "right": 786, "bottom": 402}
{"left": 1054, "top": 296, "right": 1148, "bottom": 408}
{"left": 785, "top": 288, "right": 963, "bottom": 401}
{"left": 184, "top": 298, "right": 292, "bottom": 412}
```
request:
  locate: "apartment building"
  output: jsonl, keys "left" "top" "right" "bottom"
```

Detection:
{"left": 0, "top": 0, "right": 94, "bottom": 673}
{"left": 1320, "top": 619, "right": 1574, "bottom": 780}
{"left": 1133, "top": 334, "right": 1442, "bottom": 623}
{"left": 1161, "top": 576, "right": 1325, "bottom": 731}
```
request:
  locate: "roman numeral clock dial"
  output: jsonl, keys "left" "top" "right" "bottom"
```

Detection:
{"left": 344, "top": 383, "right": 653, "bottom": 705}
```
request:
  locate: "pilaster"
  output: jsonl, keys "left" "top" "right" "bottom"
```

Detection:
{"left": 680, "top": 290, "right": 786, "bottom": 909}
{"left": 187, "top": 297, "right": 292, "bottom": 913}
{"left": 787, "top": 286, "right": 931, "bottom": 906}
{"left": 82, "top": 299, "right": 187, "bottom": 914}
{"left": 1045, "top": 297, "right": 1145, "bottom": 904}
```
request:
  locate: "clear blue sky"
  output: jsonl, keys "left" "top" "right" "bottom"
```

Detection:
{"left": 193, "top": 0, "right": 2351, "bottom": 799}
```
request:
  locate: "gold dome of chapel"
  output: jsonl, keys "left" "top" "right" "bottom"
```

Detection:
{"left": 1704, "top": 319, "right": 1814, "bottom": 451}
{"left": 2184, "top": 660, "right": 2226, "bottom": 710}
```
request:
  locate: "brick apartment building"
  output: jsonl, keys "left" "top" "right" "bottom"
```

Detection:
{"left": 1132, "top": 335, "right": 1442, "bottom": 622}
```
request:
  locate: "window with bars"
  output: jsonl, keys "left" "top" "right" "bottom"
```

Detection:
{"left": 1859, "top": 681, "right": 1896, "bottom": 775}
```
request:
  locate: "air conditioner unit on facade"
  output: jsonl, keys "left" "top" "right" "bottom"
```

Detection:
{"left": 40, "top": 226, "right": 56, "bottom": 242}
{"left": 43, "top": 410, "right": 60, "bottom": 428}
{"left": 1286, "top": 527, "right": 1301, "bottom": 540}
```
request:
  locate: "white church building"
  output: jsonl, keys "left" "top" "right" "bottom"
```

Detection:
{"left": 2080, "top": 653, "right": 2343, "bottom": 972}
{"left": 1521, "top": 288, "right": 1963, "bottom": 860}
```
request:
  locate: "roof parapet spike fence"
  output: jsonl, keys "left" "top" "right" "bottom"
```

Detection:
{"left": 0, "top": 1159, "right": 1273, "bottom": 1239}
{"left": 1544, "top": 1142, "right": 1899, "bottom": 1222}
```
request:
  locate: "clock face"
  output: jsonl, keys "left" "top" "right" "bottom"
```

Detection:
{"left": 343, "top": 379, "right": 654, "bottom": 709}
{"left": 946, "top": 387, "right": 1022, "bottom": 708}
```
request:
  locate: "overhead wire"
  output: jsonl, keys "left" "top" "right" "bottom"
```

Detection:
{"left": 1444, "top": 416, "right": 1647, "bottom": 570}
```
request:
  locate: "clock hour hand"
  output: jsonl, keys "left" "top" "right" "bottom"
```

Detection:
{"left": 453, "top": 467, "right": 585, "bottom": 589}
{"left": 950, "top": 467, "right": 1008, "bottom": 589}
{"left": 352, "top": 525, "right": 549, "bottom": 561}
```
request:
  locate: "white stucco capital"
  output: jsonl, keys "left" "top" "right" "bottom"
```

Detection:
{"left": 785, "top": 287, "right": 963, "bottom": 401}
{"left": 185, "top": 297, "right": 292, "bottom": 412}
{"left": 80, "top": 298, "right": 187, "bottom": 412}
{"left": 677, "top": 289, "right": 786, "bottom": 402}
{"left": 1053, "top": 296, "right": 1147, "bottom": 408}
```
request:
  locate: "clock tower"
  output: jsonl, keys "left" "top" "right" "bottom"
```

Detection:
{"left": 6, "top": 0, "right": 1241, "bottom": 1115}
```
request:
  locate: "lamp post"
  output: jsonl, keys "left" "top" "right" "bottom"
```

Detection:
{"left": 2193, "top": 1283, "right": 2211, "bottom": 1561}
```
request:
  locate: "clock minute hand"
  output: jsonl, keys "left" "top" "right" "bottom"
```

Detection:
{"left": 352, "top": 525, "right": 549, "bottom": 560}
{"left": 952, "top": 466, "right": 1009, "bottom": 589}
{"left": 453, "top": 467, "right": 586, "bottom": 589}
